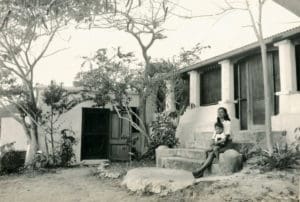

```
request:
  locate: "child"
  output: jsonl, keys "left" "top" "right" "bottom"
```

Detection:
{"left": 205, "top": 122, "right": 226, "bottom": 160}
{"left": 192, "top": 122, "right": 228, "bottom": 178}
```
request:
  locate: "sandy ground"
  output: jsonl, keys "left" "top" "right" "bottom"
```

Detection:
{"left": 0, "top": 166, "right": 299, "bottom": 202}
{"left": 0, "top": 167, "right": 160, "bottom": 202}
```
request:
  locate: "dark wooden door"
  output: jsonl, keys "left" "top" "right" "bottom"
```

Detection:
{"left": 237, "top": 61, "right": 249, "bottom": 130}
{"left": 109, "top": 112, "right": 131, "bottom": 161}
{"left": 248, "top": 55, "right": 265, "bottom": 129}
{"left": 81, "top": 108, "right": 109, "bottom": 160}
{"left": 235, "top": 55, "right": 266, "bottom": 130}
{"left": 235, "top": 52, "right": 279, "bottom": 131}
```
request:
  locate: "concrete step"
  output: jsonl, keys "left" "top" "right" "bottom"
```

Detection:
{"left": 159, "top": 156, "right": 221, "bottom": 176}
{"left": 156, "top": 148, "right": 206, "bottom": 161}
{"left": 159, "top": 156, "right": 202, "bottom": 172}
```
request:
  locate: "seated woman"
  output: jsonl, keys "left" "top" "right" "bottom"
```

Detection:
{"left": 192, "top": 107, "right": 232, "bottom": 178}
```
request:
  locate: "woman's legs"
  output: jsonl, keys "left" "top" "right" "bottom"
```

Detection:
{"left": 192, "top": 151, "right": 216, "bottom": 178}
{"left": 205, "top": 148, "right": 213, "bottom": 159}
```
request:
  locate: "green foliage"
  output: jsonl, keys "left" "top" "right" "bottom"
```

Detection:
{"left": 59, "top": 129, "right": 77, "bottom": 167}
{"left": 256, "top": 142, "right": 300, "bottom": 170}
{"left": 142, "top": 112, "right": 179, "bottom": 159}
{"left": 74, "top": 48, "right": 142, "bottom": 108}
{"left": 42, "top": 81, "right": 80, "bottom": 116}
{"left": 40, "top": 81, "right": 80, "bottom": 167}
{"left": 0, "top": 142, "right": 26, "bottom": 174}
{"left": 31, "top": 151, "right": 48, "bottom": 169}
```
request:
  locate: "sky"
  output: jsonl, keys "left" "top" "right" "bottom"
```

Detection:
{"left": 35, "top": 0, "right": 300, "bottom": 86}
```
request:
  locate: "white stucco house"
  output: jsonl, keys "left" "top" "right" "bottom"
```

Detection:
{"left": 0, "top": 90, "right": 141, "bottom": 163}
{"left": 175, "top": 26, "right": 300, "bottom": 149}
{"left": 156, "top": 24, "right": 300, "bottom": 172}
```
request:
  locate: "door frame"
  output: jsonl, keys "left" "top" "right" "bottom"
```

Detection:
{"left": 236, "top": 55, "right": 267, "bottom": 131}
{"left": 80, "top": 107, "right": 110, "bottom": 160}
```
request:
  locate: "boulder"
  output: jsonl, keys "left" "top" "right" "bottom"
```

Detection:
{"left": 122, "top": 167, "right": 194, "bottom": 195}
{"left": 218, "top": 149, "right": 243, "bottom": 175}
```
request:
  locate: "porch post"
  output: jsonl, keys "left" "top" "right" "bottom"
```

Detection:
{"left": 188, "top": 70, "right": 200, "bottom": 107}
{"left": 165, "top": 79, "right": 176, "bottom": 112}
{"left": 218, "top": 59, "right": 236, "bottom": 117}
{"left": 274, "top": 39, "right": 297, "bottom": 113}
{"left": 219, "top": 59, "right": 235, "bottom": 103}
{"left": 274, "top": 39, "right": 297, "bottom": 94}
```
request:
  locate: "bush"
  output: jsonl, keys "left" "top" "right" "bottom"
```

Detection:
{"left": 256, "top": 142, "right": 300, "bottom": 171}
{"left": 142, "top": 112, "right": 179, "bottom": 160}
{"left": 59, "top": 129, "right": 77, "bottom": 167}
{"left": 0, "top": 150, "right": 26, "bottom": 174}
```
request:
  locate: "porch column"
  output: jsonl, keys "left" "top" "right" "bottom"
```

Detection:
{"left": 219, "top": 59, "right": 235, "bottom": 103}
{"left": 219, "top": 59, "right": 238, "bottom": 130}
{"left": 274, "top": 39, "right": 297, "bottom": 113}
{"left": 188, "top": 70, "right": 200, "bottom": 107}
{"left": 219, "top": 59, "right": 235, "bottom": 117}
{"left": 274, "top": 39, "right": 297, "bottom": 94}
{"left": 165, "top": 79, "right": 176, "bottom": 112}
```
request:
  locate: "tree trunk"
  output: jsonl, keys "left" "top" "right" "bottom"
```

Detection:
{"left": 260, "top": 42, "right": 274, "bottom": 155}
{"left": 138, "top": 96, "right": 148, "bottom": 154}
{"left": 25, "top": 128, "right": 39, "bottom": 166}
{"left": 165, "top": 79, "right": 176, "bottom": 112}
{"left": 50, "top": 108, "right": 56, "bottom": 164}
{"left": 25, "top": 119, "right": 40, "bottom": 166}
{"left": 146, "top": 85, "right": 158, "bottom": 124}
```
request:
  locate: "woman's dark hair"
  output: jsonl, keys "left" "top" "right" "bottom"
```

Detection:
{"left": 217, "top": 107, "right": 231, "bottom": 123}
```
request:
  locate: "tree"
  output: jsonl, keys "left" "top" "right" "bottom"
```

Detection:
{"left": 41, "top": 80, "right": 80, "bottom": 165}
{"left": 216, "top": 0, "right": 273, "bottom": 154}
{"left": 154, "top": 43, "right": 210, "bottom": 116}
{"left": 74, "top": 48, "right": 153, "bottom": 145}
{"left": 74, "top": 43, "right": 210, "bottom": 152}
{"left": 73, "top": 0, "right": 171, "bottom": 131}
{"left": 0, "top": 0, "right": 69, "bottom": 165}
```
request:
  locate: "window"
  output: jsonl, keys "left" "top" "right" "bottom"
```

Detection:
{"left": 200, "top": 65, "right": 221, "bottom": 105}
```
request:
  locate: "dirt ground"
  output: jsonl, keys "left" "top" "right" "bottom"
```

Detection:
{"left": 0, "top": 166, "right": 161, "bottom": 202}
{"left": 0, "top": 165, "right": 299, "bottom": 202}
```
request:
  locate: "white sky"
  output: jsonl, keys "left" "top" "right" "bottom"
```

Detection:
{"left": 35, "top": 0, "right": 300, "bottom": 86}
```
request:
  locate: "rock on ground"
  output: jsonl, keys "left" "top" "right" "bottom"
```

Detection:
{"left": 218, "top": 149, "right": 243, "bottom": 174}
{"left": 122, "top": 167, "right": 195, "bottom": 195}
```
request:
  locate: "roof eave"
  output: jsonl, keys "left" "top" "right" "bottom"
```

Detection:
{"left": 180, "top": 26, "right": 300, "bottom": 74}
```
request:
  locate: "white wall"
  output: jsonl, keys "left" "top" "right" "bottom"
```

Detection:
{"left": 0, "top": 117, "right": 27, "bottom": 151}
{"left": 176, "top": 104, "right": 239, "bottom": 149}
{"left": 272, "top": 93, "right": 300, "bottom": 143}
{"left": 0, "top": 94, "right": 140, "bottom": 162}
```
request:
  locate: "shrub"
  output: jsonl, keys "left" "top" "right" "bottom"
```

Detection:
{"left": 59, "top": 129, "right": 77, "bottom": 167}
{"left": 256, "top": 142, "right": 300, "bottom": 170}
{"left": 0, "top": 150, "right": 26, "bottom": 174}
{"left": 32, "top": 151, "right": 48, "bottom": 169}
{"left": 142, "top": 112, "right": 179, "bottom": 160}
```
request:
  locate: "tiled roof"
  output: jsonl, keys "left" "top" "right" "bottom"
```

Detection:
{"left": 180, "top": 25, "right": 300, "bottom": 73}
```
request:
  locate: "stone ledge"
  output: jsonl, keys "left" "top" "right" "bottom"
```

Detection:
{"left": 155, "top": 148, "right": 206, "bottom": 166}
{"left": 159, "top": 156, "right": 203, "bottom": 172}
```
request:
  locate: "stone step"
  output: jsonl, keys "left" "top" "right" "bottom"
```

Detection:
{"left": 159, "top": 156, "right": 202, "bottom": 172}
{"left": 156, "top": 148, "right": 206, "bottom": 167}
{"left": 158, "top": 156, "right": 221, "bottom": 176}
{"left": 156, "top": 148, "right": 206, "bottom": 160}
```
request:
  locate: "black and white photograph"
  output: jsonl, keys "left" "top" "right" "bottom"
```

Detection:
{"left": 0, "top": 0, "right": 300, "bottom": 201}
